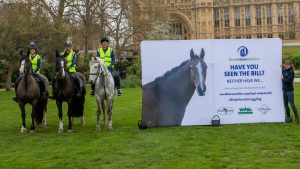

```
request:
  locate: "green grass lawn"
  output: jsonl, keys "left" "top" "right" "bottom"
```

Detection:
{"left": 1, "top": 85, "right": 300, "bottom": 169}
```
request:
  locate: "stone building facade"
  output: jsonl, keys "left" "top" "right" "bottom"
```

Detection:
{"left": 138, "top": 0, "right": 300, "bottom": 40}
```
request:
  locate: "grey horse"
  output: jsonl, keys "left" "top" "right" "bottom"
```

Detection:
{"left": 89, "top": 58, "right": 115, "bottom": 130}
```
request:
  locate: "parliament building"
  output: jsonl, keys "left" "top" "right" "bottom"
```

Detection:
{"left": 137, "top": 0, "right": 300, "bottom": 40}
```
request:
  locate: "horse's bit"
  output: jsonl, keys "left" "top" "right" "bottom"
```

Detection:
{"left": 89, "top": 62, "right": 110, "bottom": 87}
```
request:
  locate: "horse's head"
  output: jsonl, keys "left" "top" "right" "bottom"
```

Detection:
{"left": 19, "top": 55, "right": 32, "bottom": 76}
{"left": 189, "top": 48, "right": 207, "bottom": 96}
{"left": 55, "top": 51, "right": 66, "bottom": 78}
{"left": 88, "top": 57, "right": 108, "bottom": 84}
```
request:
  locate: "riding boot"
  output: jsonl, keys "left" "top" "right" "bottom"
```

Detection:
{"left": 12, "top": 76, "right": 22, "bottom": 102}
{"left": 72, "top": 73, "right": 82, "bottom": 98}
{"left": 35, "top": 74, "right": 46, "bottom": 100}
{"left": 90, "top": 84, "right": 95, "bottom": 96}
{"left": 114, "top": 74, "right": 122, "bottom": 96}
{"left": 49, "top": 78, "right": 56, "bottom": 100}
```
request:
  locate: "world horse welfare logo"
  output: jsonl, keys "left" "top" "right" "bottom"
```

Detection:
{"left": 217, "top": 107, "right": 234, "bottom": 115}
{"left": 238, "top": 46, "right": 249, "bottom": 57}
{"left": 258, "top": 104, "right": 271, "bottom": 114}
{"left": 228, "top": 46, "right": 259, "bottom": 62}
{"left": 238, "top": 107, "right": 253, "bottom": 115}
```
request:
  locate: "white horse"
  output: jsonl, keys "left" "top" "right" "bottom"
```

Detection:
{"left": 89, "top": 58, "right": 115, "bottom": 130}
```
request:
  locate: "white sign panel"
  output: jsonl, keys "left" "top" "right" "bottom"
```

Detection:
{"left": 140, "top": 39, "right": 284, "bottom": 127}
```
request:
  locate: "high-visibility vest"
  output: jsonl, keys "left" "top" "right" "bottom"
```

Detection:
{"left": 29, "top": 54, "right": 41, "bottom": 74}
{"left": 99, "top": 47, "right": 112, "bottom": 68}
{"left": 64, "top": 50, "right": 76, "bottom": 73}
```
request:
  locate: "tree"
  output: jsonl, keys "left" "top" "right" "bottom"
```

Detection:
{"left": 0, "top": 1, "right": 67, "bottom": 90}
{"left": 67, "top": 0, "right": 101, "bottom": 57}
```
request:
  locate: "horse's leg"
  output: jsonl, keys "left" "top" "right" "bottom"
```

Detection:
{"left": 101, "top": 100, "right": 106, "bottom": 127}
{"left": 67, "top": 101, "right": 73, "bottom": 132}
{"left": 80, "top": 116, "right": 85, "bottom": 126}
{"left": 19, "top": 103, "right": 27, "bottom": 133}
{"left": 30, "top": 100, "right": 38, "bottom": 133}
{"left": 96, "top": 97, "right": 102, "bottom": 131}
{"left": 42, "top": 100, "right": 47, "bottom": 128}
{"left": 107, "top": 99, "right": 113, "bottom": 130}
{"left": 56, "top": 100, "right": 64, "bottom": 133}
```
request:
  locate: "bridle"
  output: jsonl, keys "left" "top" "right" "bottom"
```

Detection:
{"left": 89, "top": 61, "right": 110, "bottom": 87}
{"left": 56, "top": 59, "right": 66, "bottom": 78}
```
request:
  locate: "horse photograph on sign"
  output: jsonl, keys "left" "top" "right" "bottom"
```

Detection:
{"left": 141, "top": 48, "right": 207, "bottom": 128}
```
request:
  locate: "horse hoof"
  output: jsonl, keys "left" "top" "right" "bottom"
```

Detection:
{"left": 96, "top": 127, "right": 101, "bottom": 131}
{"left": 30, "top": 130, "right": 35, "bottom": 134}
{"left": 81, "top": 121, "right": 86, "bottom": 127}
{"left": 108, "top": 126, "right": 113, "bottom": 130}
{"left": 67, "top": 129, "right": 73, "bottom": 133}
{"left": 20, "top": 127, "right": 27, "bottom": 134}
{"left": 58, "top": 129, "right": 64, "bottom": 133}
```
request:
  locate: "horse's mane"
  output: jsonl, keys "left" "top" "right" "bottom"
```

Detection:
{"left": 154, "top": 60, "right": 189, "bottom": 82}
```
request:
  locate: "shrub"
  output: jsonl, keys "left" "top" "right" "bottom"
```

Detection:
{"left": 121, "top": 79, "right": 141, "bottom": 88}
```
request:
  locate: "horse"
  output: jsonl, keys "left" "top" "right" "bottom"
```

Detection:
{"left": 17, "top": 55, "right": 49, "bottom": 133}
{"left": 140, "top": 48, "right": 207, "bottom": 128}
{"left": 54, "top": 55, "right": 86, "bottom": 133}
{"left": 89, "top": 58, "right": 115, "bottom": 130}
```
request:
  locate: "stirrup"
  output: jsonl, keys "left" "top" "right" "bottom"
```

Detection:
{"left": 49, "top": 95, "right": 55, "bottom": 100}
{"left": 90, "top": 90, "right": 95, "bottom": 96}
{"left": 12, "top": 96, "right": 18, "bottom": 102}
{"left": 75, "top": 91, "right": 81, "bottom": 98}
{"left": 41, "top": 92, "right": 47, "bottom": 99}
{"left": 117, "top": 90, "right": 122, "bottom": 96}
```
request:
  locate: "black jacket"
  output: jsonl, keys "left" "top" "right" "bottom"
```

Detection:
{"left": 282, "top": 68, "right": 294, "bottom": 91}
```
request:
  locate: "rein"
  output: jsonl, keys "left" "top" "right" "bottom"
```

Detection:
{"left": 89, "top": 62, "right": 111, "bottom": 99}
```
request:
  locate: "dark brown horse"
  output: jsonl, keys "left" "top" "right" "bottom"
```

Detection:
{"left": 53, "top": 55, "right": 86, "bottom": 133}
{"left": 16, "top": 56, "right": 49, "bottom": 133}
{"left": 140, "top": 48, "right": 207, "bottom": 128}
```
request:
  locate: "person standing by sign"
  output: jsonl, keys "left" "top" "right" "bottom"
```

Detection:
{"left": 282, "top": 60, "right": 299, "bottom": 123}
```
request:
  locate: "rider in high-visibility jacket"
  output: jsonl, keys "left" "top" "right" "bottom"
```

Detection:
{"left": 13, "top": 42, "right": 46, "bottom": 102}
{"left": 90, "top": 36, "right": 122, "bottom": 96}
{"left": 49, "top": 40, "right": 82, "bottom": 99}
{"left": 63, "top": 40, "right": 82, "bottom": 98}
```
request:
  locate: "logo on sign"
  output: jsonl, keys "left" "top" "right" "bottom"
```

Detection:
{"left": 238, "top": 46, "right": 249, "bottom": 57}
{"left": 238, "top": 107, "right": 253, "bottom": 115}
{"left": 217, "top": 107, "right": 234, "bottom": 115}
{"left": 258, "top": 104, "right": 271, "bottom": 114}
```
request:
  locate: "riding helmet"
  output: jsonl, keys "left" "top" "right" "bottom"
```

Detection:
{"left": 64, "top": 39, "right": 73, "bottom": 46}
{"left": 100, "top": 36, "right": 109, "bottom": 43}
{"left": 28, "top": 42, "right": 37, "bottom": 50}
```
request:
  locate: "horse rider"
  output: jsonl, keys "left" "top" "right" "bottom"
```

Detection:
{"left": 50, "top": 40, "right": 82, "bottom": 99}
{"left": 90, "top": 36, "right": 122, "bottom": 96}
{"left": 13, "top": 42, "right": 46, "bottom": 102}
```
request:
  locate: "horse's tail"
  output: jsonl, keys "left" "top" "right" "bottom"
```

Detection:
{"left": 35, "top": 98, "right": 46, "bottom": 124}
{"left": 71, "top": 87, "right": 86, "bottom": 117}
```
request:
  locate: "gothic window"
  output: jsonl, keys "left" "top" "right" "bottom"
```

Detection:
{"left": 224, "top": 8, "right": 230, "bottom": 27}
{"left": 235, "top": 7, "right": 240, "bottom": 27}
{"left": 245, "top": 6, "right": 251, "bottom": 26}
{"left": 278, "top": 4, "right": 283, "bottom": 24}
{"left": 266, "top": 5, "right": 272, "bottom": 25}
{"left": 257, "top": 34, "right": 262, "bottom": 39}
{"left": 267, "top": 34, "right": 273, "bottom": 38}
{"left": 214, "top": 8, "right": 220, "bottom": 28}
{"left": 288, "top": 3, "right": 294, "bottom": 24}
{"left": 256, "top": 6, "right": 262, "bottom": 25}
{"left": 279, "top": 33, "right": 284, "bottom": 39}
{"left": 171, "top": 17, "right": 189, "bottom": 40}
